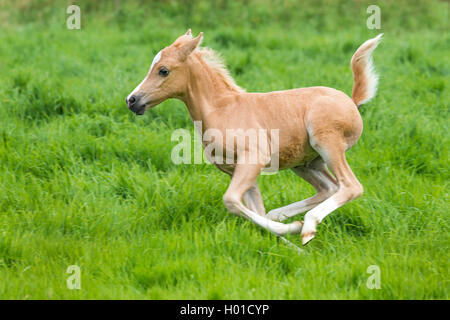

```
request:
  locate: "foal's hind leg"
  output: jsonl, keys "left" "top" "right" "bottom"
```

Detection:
{"left": 301, "top": 142, "right": 363, "bottom": 245}
{"left": 266, "top": 157, "right": 338, "bottom": 222}
{"left": 223, "top": 162, "right": 302, "bottom": 236}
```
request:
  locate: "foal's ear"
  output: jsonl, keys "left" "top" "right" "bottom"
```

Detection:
{"left": 179, "top": 32, "right": 203, "bottom": 61}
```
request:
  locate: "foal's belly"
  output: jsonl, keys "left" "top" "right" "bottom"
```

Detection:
{"left": 211, "top": 142, "right": 319, "bottom": 174}
{"left": 277, "top": 138, "right": 318, "bottom": 169}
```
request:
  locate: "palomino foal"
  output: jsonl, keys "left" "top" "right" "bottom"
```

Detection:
{"left": 126, "top": 30, "right": 382, "bottom": 245}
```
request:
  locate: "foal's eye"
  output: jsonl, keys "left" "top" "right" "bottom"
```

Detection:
{"left": 159, "top": 67, "right": 169, "bottom": 77}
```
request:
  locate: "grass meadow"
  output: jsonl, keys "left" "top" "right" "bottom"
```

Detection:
{"left": 0, "top": 0, "right": 448, "bottom": 299}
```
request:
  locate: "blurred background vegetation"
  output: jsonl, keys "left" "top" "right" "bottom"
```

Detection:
{"left": 1, "top": 0, "right": 447, "bottom": 32}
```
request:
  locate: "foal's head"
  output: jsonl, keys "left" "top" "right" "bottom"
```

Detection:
{"left": 126, "top": 30, "right": 203, "bottom": 115}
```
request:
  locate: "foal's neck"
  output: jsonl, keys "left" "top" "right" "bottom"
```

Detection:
{"left": 180, "top": 54, "right": 240, "bottom": 126}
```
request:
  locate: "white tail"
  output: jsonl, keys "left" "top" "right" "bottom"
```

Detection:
{"left": 351, "top": 34, "right": 383, "bottom": 107}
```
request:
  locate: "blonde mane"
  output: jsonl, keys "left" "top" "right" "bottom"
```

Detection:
{"left": 194, "top": 47, "right": 245, "bottom": 93}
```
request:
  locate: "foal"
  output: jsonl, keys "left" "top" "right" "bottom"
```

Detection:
{"left": 126, "top": 30, "right": 382, "bottom": 245}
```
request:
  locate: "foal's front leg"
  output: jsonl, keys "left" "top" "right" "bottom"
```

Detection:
{"left": 223, "top": 163, "right": 302, "bottom": 236}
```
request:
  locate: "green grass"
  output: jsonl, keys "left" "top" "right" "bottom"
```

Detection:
{"left": 0, "top": 0, "right": 448, "bottom": 299}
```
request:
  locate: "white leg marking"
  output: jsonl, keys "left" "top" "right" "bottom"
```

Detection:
{"left": 305, "top": 196, "right": 339, "bottom": 224}
{"left": 266, "top": 200, "right": 317, "bottom": 221}
{"left": 235, "top": 202, "right": 303, "bottom": 236}
{"left": 302, "top": 196, "right": 339, "bottom": 245}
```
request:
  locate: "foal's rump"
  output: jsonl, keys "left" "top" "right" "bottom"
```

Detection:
{"left": 302, "top": 87, "right": 363, "bottom": 152}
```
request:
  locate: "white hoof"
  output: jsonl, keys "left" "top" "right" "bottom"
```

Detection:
{"left": 301, "top": 219, "right": 317, "bottom": 245}
{"left": 301, "top": 231, "right": 316, "bottom": 245}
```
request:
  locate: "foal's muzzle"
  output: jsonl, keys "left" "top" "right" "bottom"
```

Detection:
{"left": 126, "top": 94, "right": 146, "bottom": 115}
